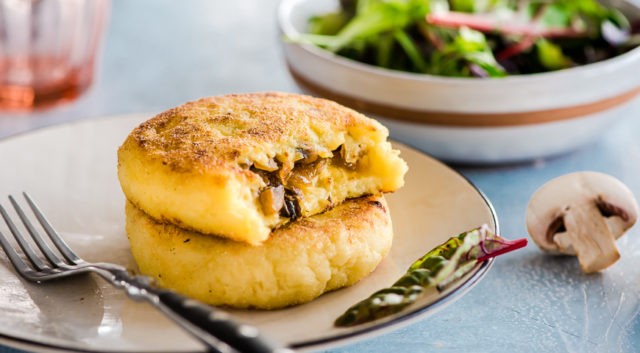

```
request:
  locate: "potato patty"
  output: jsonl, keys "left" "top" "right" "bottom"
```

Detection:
{"left": 117, "top": 92, "right": 407, "bottom": 244}
{"left": 125, "top": 195, "right": 393, "bottom": 309}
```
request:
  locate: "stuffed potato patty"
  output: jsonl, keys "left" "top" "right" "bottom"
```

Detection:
{"left": 117, "top": 92, "right": 407, "bottom": 244}
{"left": 125, "top": 195, "right": 393, "bottom": 309}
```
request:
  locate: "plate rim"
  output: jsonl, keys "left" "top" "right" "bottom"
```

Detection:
{"left": 290, "top": 166, "right": 498, "bottom": 350}
{"left": 0, "top": 114, "right": 499, "bottom": 353}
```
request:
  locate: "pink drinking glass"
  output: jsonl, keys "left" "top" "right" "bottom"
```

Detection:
{"left": 0, "top": 0, "right": 110, "bottom": 110}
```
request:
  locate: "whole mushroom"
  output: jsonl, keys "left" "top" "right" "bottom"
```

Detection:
{"left": 526, "top": 171, "right": 638, "bottom": 273}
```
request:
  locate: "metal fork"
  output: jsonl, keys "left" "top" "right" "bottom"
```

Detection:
{"left": 0, "top": 193, "right": 292, "bottom": 353}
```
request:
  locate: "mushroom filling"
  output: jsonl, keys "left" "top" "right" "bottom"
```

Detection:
{"left": 253, "top": 144, "right": 359, "bottom": 220}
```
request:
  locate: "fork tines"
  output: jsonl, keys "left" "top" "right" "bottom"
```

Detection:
{"left": 0, "top": 193, "right": 81, "bottom": 281}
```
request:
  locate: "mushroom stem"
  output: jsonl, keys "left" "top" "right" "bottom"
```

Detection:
{"left": 555, "top": 203, "right": 621, "bottom": 273}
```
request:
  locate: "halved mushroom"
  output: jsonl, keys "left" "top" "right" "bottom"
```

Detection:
{"left": 526, "top": 172, "right": 638, "bottom": 273}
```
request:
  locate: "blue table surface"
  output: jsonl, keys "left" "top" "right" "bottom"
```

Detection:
{"left": 1, "top": 1, "right": 640, "bottom": 352}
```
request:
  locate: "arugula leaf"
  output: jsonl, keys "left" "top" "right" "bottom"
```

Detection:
{"left": 304, "top": 0, "right": 430, "bottom": 52}
{"left": 536, "top": 38, "right": 572, "bottom": 70}
{"left": 430, "top": 27, "right": 506, "bottom": 77}
{"left": 533, "top": 0, "right": 629, "bottom": 36}
{"left": 308, "top": 12, "right": 350, "bottom": 35}
{"left": 540, "top": 3, "right": 573, "bottom": 28}
{"left": 394, "top": 29, "right": 428, "bottom": 72}
{"left": 449, "top": 0, "right": 475, "bottom": 13}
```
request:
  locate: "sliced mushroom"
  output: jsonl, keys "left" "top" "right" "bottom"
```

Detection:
{"left": 253, "top": 157, "right": 278, "bottom": 172}
{"left": 295, "top": 147, "right": 320, "bottom": 165}
{"left": 280, "top": 188, "right": 302, "bottom": 221}
{"left": 332, "top": 145, "right": 356, "bottom": 170}
{"left": 525, "top": 172, "right": 638, "bottom": 273}
{"left": 259, "top": 185, "right": 285, "bottom": 215}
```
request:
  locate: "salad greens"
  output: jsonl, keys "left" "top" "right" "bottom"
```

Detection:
{"left": 334, "top": 225, "right": 527, "bottom": 327}
{"left": 298, "top": 0, "right": 640, "bottom": 77}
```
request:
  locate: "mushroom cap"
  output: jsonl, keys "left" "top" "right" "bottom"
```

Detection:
{"left": 526, "top": 171, "right": 638, "bottom": 254}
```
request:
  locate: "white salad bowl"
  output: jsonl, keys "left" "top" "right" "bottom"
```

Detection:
{"left": 278, "top": 0, "right": 640, "bottom": 164}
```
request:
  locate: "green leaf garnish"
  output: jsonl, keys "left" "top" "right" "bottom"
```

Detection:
{"left": 334, "top": 225, "right": 527, "bottom": 327}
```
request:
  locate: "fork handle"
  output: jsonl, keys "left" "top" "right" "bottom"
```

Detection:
{"left": 110, "top": 271, "right": 291, "bottom": 353}
{"left": 154, "top": 289, "right": 291, "bottom": 353}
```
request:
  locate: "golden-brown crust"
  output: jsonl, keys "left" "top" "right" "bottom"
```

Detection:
{"left": 125, "top": 195, "right": 393, "bottom": 309}
{"left": 117, "top": 92, "right": 406, "bottom": 244}
{"left": 127, "top": 92, "right": 382, "bottom": 174}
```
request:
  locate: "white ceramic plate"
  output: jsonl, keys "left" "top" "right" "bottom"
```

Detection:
{"left": 0, "top": 115, "right": 497, "bottom": 353}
